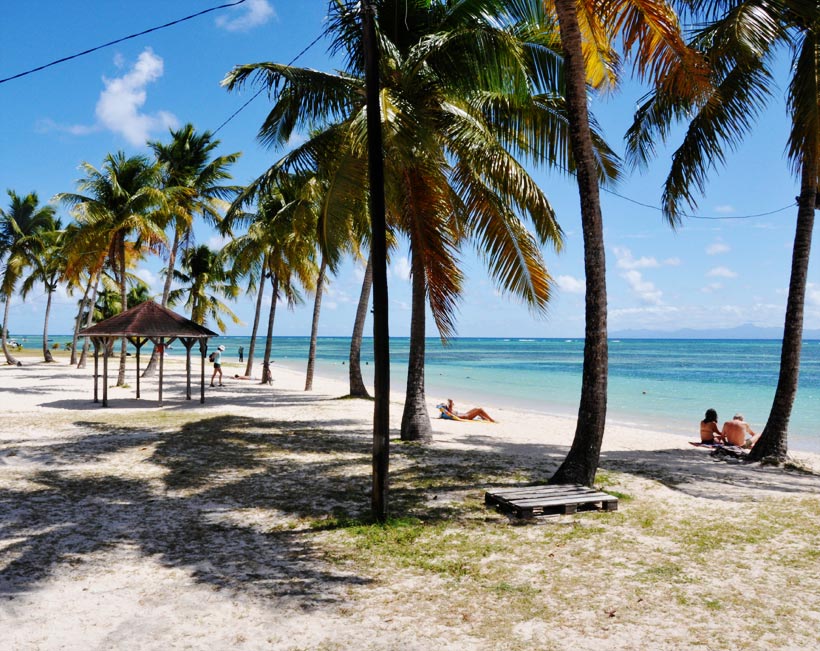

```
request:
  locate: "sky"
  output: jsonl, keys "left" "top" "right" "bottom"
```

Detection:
{"left": 1, "top": 0, "right": 818, "bottom": 339}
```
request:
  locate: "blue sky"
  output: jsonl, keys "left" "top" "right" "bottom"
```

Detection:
{"left": 2, "top": 0, "right": 818, "bottom": 338}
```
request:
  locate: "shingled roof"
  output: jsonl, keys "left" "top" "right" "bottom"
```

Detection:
{"left": 79, "top": 301, "right": 218, "bottom": 338}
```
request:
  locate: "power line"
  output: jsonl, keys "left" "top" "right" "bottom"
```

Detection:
{"left": 0, "top": 0, "right": 249, "bottom": 85}
{"left": 213, "top": 30, "right": 327, "bottom": 135}
{"left": 601, "top": 186, "right": 796, "bottom": 220}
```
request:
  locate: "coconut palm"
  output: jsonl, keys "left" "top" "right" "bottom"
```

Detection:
{"left": 56, "top": 152, "right": 166, "bottom": 385}
{"left": 142, "top": 124, "right": 241, "bottom": 375}
{"left": 0, "top": 191, "right": 57, "bottom": 365}
{"left": 20, "top": 217, "right": 65, "bottom": 362}
{"left": 626, "top": 0, "right": 817, "bottom": 462}
{"left": 224, "top": 0, "right": 618, "bottom": 442}
{"left": 542, "top": 0, "right": 705, "bottom": 486}
{"left": 167, "top": 244, "right": 240, "bottom": 331}
{"left": 223, "top": 183, "right": 317, "bottom": 383}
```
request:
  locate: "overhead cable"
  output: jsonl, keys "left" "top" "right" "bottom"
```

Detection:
{"left": 0, "top": 0, "right": 248, "bottom": 85}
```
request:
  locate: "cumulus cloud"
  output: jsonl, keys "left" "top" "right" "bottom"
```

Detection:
{"left": 207, "top": 234, "right": 232, "bottom": 251}
{"left": 701, "top": 282, "right": 723, "bottom": 293}
{"left": 707, "top": 242, "right": 730, "bottom": 255}
{"left": 622, "top": 269, "right": 663, "bottom": 305}
{"left": 135, "top": 268, "right": 163, "bottom": 296}
{"left": 216, "top": 0, "right": 275, "bottom": 31}
{"left": 95, "top": 48, "right": 178, "bottom": 145}
{"left": 390, "top": 257, "right": 411, "bottom": 281}
{"left": 707, "top": 266, "right": 738, "bottom": 278}
{"left": 612, "top": 246, "right": 659, "bottom": 270}
{"left": 663, "top": 257, "right": 681, "bottom": 266}
{"left": 556, "top": 275, "right": 585, "bottom": 294}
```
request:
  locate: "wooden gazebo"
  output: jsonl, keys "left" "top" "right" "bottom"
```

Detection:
{"left": 79, "top": 301, "right": 218, "bottom": 407}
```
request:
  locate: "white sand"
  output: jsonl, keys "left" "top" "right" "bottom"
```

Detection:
{"left": 2, "top": 353, "right": 820, "bottom": 650}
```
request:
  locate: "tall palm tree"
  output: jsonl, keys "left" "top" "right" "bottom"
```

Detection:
{"left": 20, "top": 217, "right": 65, "bottom": 362}
{"left": 168, "top": 244, "right": 241, "bottom": 331}
{"left": 0, "top": 191, "right": 56, "bottom": 365}
{"left": 57, "top": 152, "right": 165, "bottom": 385}
{"left": 545, "top": 0, "right": 704, "bottom": 486}
{"left": 224, "top": 0, "right": 618, "bottom": 442}
{"left": 143, "top": 124, "right": 241, "bottom": 374}
{"left": 626, "top": 0, "right": 817, "bottom": 462}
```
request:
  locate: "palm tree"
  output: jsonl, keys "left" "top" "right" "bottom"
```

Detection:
{"left": 143, "top": 124, "right": 241, "bottom": 375}
{"left": 0, "top": 191, "right": 56, "bottom": 365}
{"left": 544, "top": 0, "right": 704, "bottom": 486}
{"left": 626, "top": 0, "right": 817, "bottom": 462}
{"left": 56, "top": 152, "right": 165, "bottom": 385}
{"left": 168, "top": 244, "right": 241, "bottom": 331}
{"left": 224, "top": 0, "right": 617, "bottom": 442}
{"left": 20, "top": 217, "right": 65, "bottom": 362}
{"left": 349, "top": 254, "right": 373, "bottom": 397}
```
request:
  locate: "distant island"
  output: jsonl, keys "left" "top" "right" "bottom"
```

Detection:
{"left": 610, "top": 323, "right": 820, "bottom": 340}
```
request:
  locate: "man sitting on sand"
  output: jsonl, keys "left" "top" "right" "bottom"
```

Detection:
{"left": 722, "top": 413, "right": 760, "bottom": 448}
{"left": 438, "top": 399, "right": 496, "bottom": 422}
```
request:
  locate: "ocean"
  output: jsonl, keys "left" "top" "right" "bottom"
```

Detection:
{"left": 14, "top": 335, "right": 820, "bottom": 452}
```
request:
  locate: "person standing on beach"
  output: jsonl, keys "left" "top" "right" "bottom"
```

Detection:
{"left": 238, "top": 346, "right": 244, "bottom": 363}
{"left": 700, "top": 408, "right": 723, "bottom": 444}
{"left": 210, "top": 345, "right": 225, "bottom": 387}
{"left": 722, "top": 413, "right": 759, "bottom": 448}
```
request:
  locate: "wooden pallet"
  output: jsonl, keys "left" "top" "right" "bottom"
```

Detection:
{"left": 485, "top": 484, "right": 618, "bottom": 519}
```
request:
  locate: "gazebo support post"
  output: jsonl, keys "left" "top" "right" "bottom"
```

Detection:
{"left": 158, "top": 336, "right": 165, "bottom": 407}
{"left": 199, "top": 339, "right": 208, "bottom": 404}
{"left": 180, "top": 337, "right": 196, "bottom": 400}
{"left": 102, "top": 337, "right": 109, "bottom": 407}
{"left": 92, "top": 338, "right": 100, "bottom": 403}
{"left": 129, "top": 337, "right": 146, "bottom": 399}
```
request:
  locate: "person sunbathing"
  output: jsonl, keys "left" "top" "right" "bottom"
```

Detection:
{"left": 722, "top": 413, "right": 760, "bottom": 448}
{"left": 700, "top": 408, "right": 724, "bottom": 444}
{"left": 438, "top": 399, "right": 496, "bottom": 422}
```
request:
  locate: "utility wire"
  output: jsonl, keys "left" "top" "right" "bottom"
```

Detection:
{"left": 0, "top": 0, "right": 248, "bottom": 85}
{"left": 213, "top": 30, "right": 327, "bottom": 134}
{"left": 601, "top": 186, "right": 796, "bottom": 220}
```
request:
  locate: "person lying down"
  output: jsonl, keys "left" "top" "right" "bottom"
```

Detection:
{"left": 437, "top": 399, "right": 496, "bottom": 422}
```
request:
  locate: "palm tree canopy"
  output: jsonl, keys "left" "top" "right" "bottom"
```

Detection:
{"left": 0, "top": 190, "right": 57, "bottom": 296}
{"left": 223, "top": 0, "right": 622, "bottom": 338}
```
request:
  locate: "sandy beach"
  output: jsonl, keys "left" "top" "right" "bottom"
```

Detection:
{"left": 2, "top": 352, "right": 820, "bottom": 650}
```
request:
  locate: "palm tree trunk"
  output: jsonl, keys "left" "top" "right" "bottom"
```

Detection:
{"left": 749, "top": 164, "right": 817, "bottom": 461}
{"left": 143, "top": 228, "right": 182, "bottom": 377}
{"left": 549, "top": 0, "right": 608, "bottom": 487}
{"left": 305, "top": 257, "right": 327, "bottom": 391}
{"left": 261, "top": 273, "right": 279, "bottom": 385}
{"left": 349, "top": 255, "right": 372, "bottom": 397}
{"left": 70, "top": 274, "right": 94, "bottom": 366}
{"left": 116, "top": 237, "right": 128, "bottom": 386}
{"left": 244, "top": 256, "right": 267, "bottom": 377}
{"left": 2, "top": 293, "right": 18, "bottom": 365}
{"left": 42, "top": 286, "right": 54, "bottom": 363}
{"left": 78, "top": 276, "right": 99, "bottom": 369}
{"left": 400, "top": 247, "right": 433, "bottom": 442}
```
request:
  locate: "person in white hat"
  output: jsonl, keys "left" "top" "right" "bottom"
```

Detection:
{"left": 210, "top": 344, "right": 226, "bottom": 387}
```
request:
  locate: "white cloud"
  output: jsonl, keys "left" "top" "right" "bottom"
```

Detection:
{"left": 35, "top": 118, "right": 101, "bottom": 136}
{"left": 208, "top": 234, "right": 231, "bottom": 251}
{"left": 95, "top": 48, "right": 178, "bottom": 146}
{"left": 707, "top": 242, "right": 730, "bottom": 255}
{"left": 390, "top": 256, "right": 411, "bottom": 281}
{"left": 135, "top": 268, "right": 163, "bottom": 296}
{"left": 622, "top": 270, "right": 663, "bottom": 305}
{"left": 807, "top": 283, "right": 820, "bottom": 307}
{"left": 713, "top": 205, "right": 735, "bottom": 214}
{"left": 701, "top": 282, "right": 723, "bottom": 293}
{"left": 663, "top": 257, "right": 681, "bottom": 266}
{"left": 707, "top": 266, "right": 738, "bottom": 278}
{"left": 216, "top": 0, "right": 275, "bottom": 32}
{"left": 556, "top": 275, "right": 585, "bottom": 295}
{"left": 613, "top": 246, "right": 659, "bottom": 270}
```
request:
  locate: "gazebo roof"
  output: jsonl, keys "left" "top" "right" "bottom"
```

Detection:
{"left": 79, "top": 301, "right": 218, "bottom": 339}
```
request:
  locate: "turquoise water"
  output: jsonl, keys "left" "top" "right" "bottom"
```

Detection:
{"left": 15, "top": 335, "right": 820, "bottom": 452}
